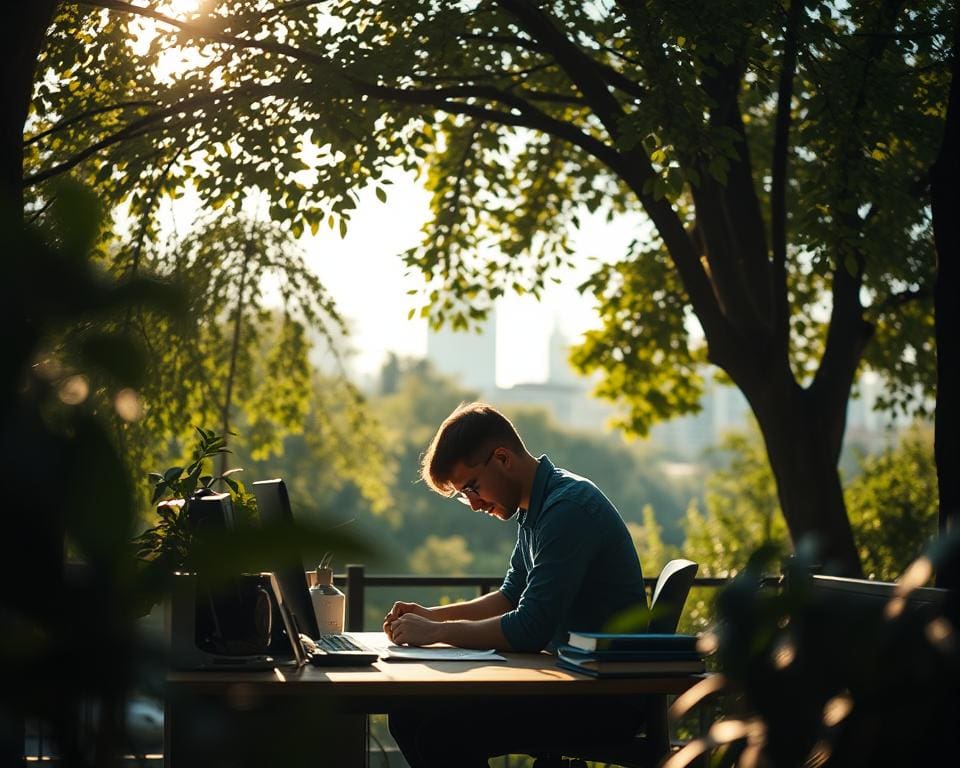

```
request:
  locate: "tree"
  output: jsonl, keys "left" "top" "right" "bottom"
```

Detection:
{"left": 105, "top": 209, "right": 357, "bottom": 488}
{"left": 931, "top": 14, "right": 960, "bottom": 589}
{"left": 682, "top": 421, "right": 938, "bottom": 581}
{"left": 20, "top": 1, "right": 957, "bottom": 574}
{"left": 3, "top": 2, "right": 57, "bottom": 211}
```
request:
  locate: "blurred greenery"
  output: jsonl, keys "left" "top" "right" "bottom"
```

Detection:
{"left": 88, "top": 209, "right": 388, "bottom": 527}
{"left": 698, "top": 538, "right": 960, "bottom": 767}
{"left": 679, "top": 422, "right": 938, "bottom": 582}
{"left": 845, "top": 425, "right": 940, "bottom": 580}
{"left": 1, "top": 182, "right": 184, "bottom": 764}
{"left": 234, "top": 356, "right": 702, "bottom": 628}
{"left": 0, "top": 181, "right": 373, "bottom": 763}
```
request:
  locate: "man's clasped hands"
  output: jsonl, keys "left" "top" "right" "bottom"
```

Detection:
{"left": 383, "top": 601, "right": 444, "bottom": 646}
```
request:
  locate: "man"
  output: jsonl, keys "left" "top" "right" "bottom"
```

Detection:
{"left": 384, "top": 402, "right": 647, "bottom": 767}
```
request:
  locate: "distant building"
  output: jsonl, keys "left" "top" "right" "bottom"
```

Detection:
{"left": 426, "top": 308, "right": 497, "bottom": 395}
{"left": 425, "top": 310, "right": 616, "bottom": 431}
{"left": 424, "top": 306, "right": 896, "bottom": 454}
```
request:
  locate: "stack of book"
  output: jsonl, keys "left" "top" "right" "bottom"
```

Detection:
{"left": 556, "top": 631, "right": 705, "bottom": 678}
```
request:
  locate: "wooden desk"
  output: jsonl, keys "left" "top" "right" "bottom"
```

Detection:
{"left": 166, "top": 632, "right": 702, "bottom": 768}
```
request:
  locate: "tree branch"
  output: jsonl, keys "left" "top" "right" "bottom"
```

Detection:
{"left": 21, "top": 84, "right": 272, "bottom": 186}
{"left": 812, "top": 257, "right": 874, "bottom": 464}
{"left": 77, "top": 0, "right": 728, "bottom": 347}
{"left": 413, "top": 71, "right": 584, "bottom": 106}
{"left": 811, "top": 0, "right": 907, "bottom": 448}
{"left": 460, "top": 31, "right": 648, "bottom": 101}
{"left": 692, "top": 53, "right": 772, "bottom": 343}
{"left": 495, "top": 0, "right": 626, "bottom": 133}
{"left": 771, "top": 0, "right": 805, "bottom": 348}
{"left": 24, "top": 100, "right": 155, "bottom": 146}
{"left": 363, "top": 81, "right": 622, "bottom": 169}
{"left": 493, "top": 0, "right": 729, "bottom": 350}
{"left": 78, "top": 0, "right": 340, "bottom": 74}
{"left": 870, "top": 287, "right": 932, "bottom": 313}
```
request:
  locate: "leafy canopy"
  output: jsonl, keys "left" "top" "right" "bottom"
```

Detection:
{"left": 28, "top": 0, "right": 952, "bottom": 439}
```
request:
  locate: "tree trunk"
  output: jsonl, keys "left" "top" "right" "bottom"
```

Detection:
{"left": 932, "top": 16, "right": 960, "bottom": 591}
{"left": 2, "top": 1, "right": 58, "bottom": 214}
{"left": 2, "top": 5, "right": 59, "bottom": 763}
{"left": 743, "top": 371, "right": 863, "bottom": 576}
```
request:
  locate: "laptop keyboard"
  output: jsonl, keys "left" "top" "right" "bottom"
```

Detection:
{"left": 316, "top": 634, "right": 363, "bottom": 652}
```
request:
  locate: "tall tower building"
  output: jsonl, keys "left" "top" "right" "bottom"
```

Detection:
{"left": 548, "top": 323, "right": 578, "bottom": 385}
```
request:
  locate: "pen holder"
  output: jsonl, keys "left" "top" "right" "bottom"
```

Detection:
{"left": 308, "top": 566, "right": 345, "bottom": 634}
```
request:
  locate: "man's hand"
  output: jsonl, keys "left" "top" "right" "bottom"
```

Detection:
{"left": 383, "top": 601, "right": 431, "bottom": 641}
{"left": 389, "top": 612, "right": 444, "bottom": 647}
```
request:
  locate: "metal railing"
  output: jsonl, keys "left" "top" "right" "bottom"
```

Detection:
{"left": 332, "top": 564, "right": 773, "bottom": 631}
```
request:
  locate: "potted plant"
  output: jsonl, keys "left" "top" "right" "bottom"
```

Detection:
{"left": 133, "top": 428, "right": 276, "bottom": 663}
{"left": 133, "top": 427, "right": 256, "bottom": 581}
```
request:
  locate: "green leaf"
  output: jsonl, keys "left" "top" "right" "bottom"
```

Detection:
{"left": 163, "top": 466, "right": 184, "bottom": 482}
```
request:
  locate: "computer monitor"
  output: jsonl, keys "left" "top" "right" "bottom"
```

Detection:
{"left": 251, "top": 478, "right": 320, "bottom": 639}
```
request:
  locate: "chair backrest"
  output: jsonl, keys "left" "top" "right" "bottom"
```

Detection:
{"left": 646, "top": 559, "right": 698, "bottom": 634}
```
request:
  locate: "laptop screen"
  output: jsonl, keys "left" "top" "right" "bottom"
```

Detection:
{"left": 252, "top": 478, "right": 321, "bottom": 640}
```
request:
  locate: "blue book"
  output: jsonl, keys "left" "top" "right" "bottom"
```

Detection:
{"left": 556, "top": 643, "right": 702, "bottom": 662}
{"left": 556, "top": 655, "right": 705, "bottom": 678}
{"left": 565, "top": 631, "right": 700, "bottom": 653}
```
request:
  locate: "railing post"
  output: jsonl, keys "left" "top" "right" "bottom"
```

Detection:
{"left": 346, "top": 564, "right": 365, "bottom": 632}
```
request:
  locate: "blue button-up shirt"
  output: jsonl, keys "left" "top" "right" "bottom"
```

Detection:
{"left": 499, "top": 455, "right": 647, "bottom": 652}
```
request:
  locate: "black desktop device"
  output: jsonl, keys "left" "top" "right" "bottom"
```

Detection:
{"left": 166, "top": 493, "right": 282, "bottom": 670}
{"left": 251, "top": 478, "right": 378, "bottom": 666}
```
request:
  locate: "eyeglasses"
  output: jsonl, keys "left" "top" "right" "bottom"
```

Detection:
{"left": 447, "top": 448, "right": 496, "bottom": 505}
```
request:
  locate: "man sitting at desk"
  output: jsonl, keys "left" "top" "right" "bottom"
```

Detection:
{"left": 384, "top": 401, "right": 648, "bottom": 767}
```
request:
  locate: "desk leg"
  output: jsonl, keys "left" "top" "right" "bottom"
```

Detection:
{"left": 166, "top": 691, "right": 368, "bottom": 768}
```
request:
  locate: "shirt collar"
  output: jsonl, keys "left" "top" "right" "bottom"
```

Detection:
{"left": 519, "top": 455, "right": 554, "bottom": 528}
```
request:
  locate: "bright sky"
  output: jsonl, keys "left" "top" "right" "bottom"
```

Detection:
{"left": 159, "top": 170, "right": 647, "bottom": 390}
{"left": 296, "top": 172, "right": 647, "bottom": 388}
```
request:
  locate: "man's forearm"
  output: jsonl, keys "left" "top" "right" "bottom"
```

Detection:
{"left": 435, "top": 615, "right": 512, "bottom": 651}
{"left": 428, "top": 590, "right": 513, "bottom": 622}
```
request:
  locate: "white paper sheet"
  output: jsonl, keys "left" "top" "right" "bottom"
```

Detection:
{"left": 381, "top": 645, "right": 507, "bottom": 662}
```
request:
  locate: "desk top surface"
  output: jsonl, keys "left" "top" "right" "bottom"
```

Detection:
{"left": 167, "top": 633, "right": 705, "bottom": 700}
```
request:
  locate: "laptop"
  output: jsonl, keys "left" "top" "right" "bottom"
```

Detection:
{"left": 252, "top": 478, "right": 379, "bottom": 666}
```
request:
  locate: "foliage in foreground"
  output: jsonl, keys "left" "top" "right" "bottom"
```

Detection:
{"left": 0, "top": 186, "right": 372, "bottom": 765}
{"left": 672, "top": 537, "right": 960, "bottom": 768}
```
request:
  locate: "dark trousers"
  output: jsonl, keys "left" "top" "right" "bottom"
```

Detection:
{"left": 388, "top": 697, "right": 642, "bottom": 768}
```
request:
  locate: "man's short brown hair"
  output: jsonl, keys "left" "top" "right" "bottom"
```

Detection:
{"left": 420, "top": 402, "right": 525, "bottom": 494}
